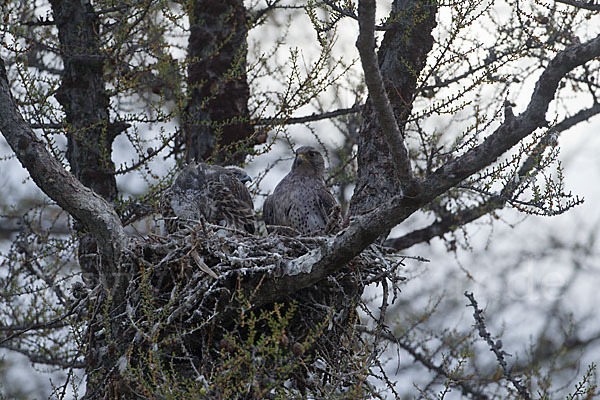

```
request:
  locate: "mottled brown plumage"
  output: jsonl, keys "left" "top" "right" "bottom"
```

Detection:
{"left": 162, "top": 163, "right": 255, "bottom": 233}
{"left": 263, "top": 146, "right": 338, "bottom": 235}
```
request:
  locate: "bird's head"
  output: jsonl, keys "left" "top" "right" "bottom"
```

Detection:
{"left": 292, "top": 146, "right": 325, "bottom": 177}
{"left": 223, "top": 165, "right": 252, "bottom": 183}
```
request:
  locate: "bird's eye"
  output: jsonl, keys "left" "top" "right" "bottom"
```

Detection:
{"left": 309, "top": 151, "right": 317, "bottom": 157}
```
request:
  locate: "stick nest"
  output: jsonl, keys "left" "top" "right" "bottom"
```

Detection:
{"left": 89, "top": 221, "right": 409, "bottom": 397}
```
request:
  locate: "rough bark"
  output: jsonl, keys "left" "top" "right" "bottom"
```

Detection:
{"left": 356, "top": 0, "right": 413, "bottom": 183}
{"left": 556, "top": 0, "right": 600, "bottom": 11}
{"left": 0, "top": 61, "right": 127, "bottom": 396}
{"left": 184, "top": 0, "right": 253, "bottom": 165}
{"left": 349, "top": 0, "right": 438, "bottom": 217}
{"left": 48, "top": 2, "right": 129, "bottom": 397}
{"left": 50, "top": 0, "right": 120, "bottom": 202}
{"left": 49, "top": 0, "right": 126, "bottom": 289}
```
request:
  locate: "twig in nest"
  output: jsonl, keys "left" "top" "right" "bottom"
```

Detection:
{"left": 191, "top": 250, "right": 219, "bottom": 279}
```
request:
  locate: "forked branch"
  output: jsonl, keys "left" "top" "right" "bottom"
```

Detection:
{"left": 356, "top": 0, "right": 413, "bottom": 183}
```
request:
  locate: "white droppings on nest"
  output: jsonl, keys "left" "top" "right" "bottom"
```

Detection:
{"left": 128, "top": 222, "right": 414, "bottom": 336}
{"left": 215, "top": 228, "right": 229, "bottom": 238}
{"left": 233, "top": 264, "right": 279, "bottom": 276}
{"left": 227, "top": 255, "right": 257, "bottom": 268}
{"left": 283, "top": 248, "right": 321, "bottom": 276}
{"left": 170, "top": 284, "right": 179, "bottom": 299}
{"left": 117, "top": 355, "right": 128, "bottom": 373}
{"left": 234, "top": 245, "right": 248, "bottom": 258}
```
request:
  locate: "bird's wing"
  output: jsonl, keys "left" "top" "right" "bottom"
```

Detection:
{"left": 219, "top": 171, "right": 254, "bottom": 212}
{"left": 304, "top": 183, "right": 336, "bottom": 233}
{"left": 316, "top": 184, "right": 337, "bottom": 217}
{"left": 160, "top": 187, "right": 178, "bottom": 234}
{"left": 304, "top": 200, "right": 327, "bottom": 233}
{"left": 162, "top": 163, "right": 206, "bottom": 232}
{"left": 201, "top": 169, "right": 254, "bottom": 233}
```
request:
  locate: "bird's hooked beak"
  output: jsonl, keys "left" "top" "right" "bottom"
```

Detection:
{"left": 239, "top": 175, "right": 252, "bottom": 183}
{"left": 296, "top": 153, "right": 308, "bottom": 164}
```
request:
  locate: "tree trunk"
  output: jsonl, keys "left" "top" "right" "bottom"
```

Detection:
{"left": 49, "top": 1, "right": 127, "bottom": 397}
{"left": 349, "top": 0, "right": 437, "bottom": 217}
{"left": 50, "top": 0, "right": 119, "bottom": 201}
{"left": 184, "top": 0, "right": 252, "bottom": 165}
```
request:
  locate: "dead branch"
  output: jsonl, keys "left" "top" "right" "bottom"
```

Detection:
{"left": 465, "top": 291, "right": 531, "bottom": 400}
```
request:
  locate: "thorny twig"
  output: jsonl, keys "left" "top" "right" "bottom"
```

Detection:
{"left": 465, "top": 291, "right": 532, "bottom": 400}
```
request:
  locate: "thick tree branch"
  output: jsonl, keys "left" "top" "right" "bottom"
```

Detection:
{"left": 554, "top": 102, "right": 600, "bottom": 132}
{"left": 423, "top": 35, "right": 600, "bottom": 196}
{"left": 349, "top": 0, "right": 437, "bottom": 216}
{"left": 0, "top": 58, "right": 125, "bottom": 266}
{"left": 183, "top": 0, "right": 252, "bottom": 165}
{"left": 50, "top": 0, "right": 119, "bottom": 202}
{"left": 356, "top": 0, "right": 413, "bottom": 183}
{"left": 385, "top": 102, "right": 600, "bottom": 250}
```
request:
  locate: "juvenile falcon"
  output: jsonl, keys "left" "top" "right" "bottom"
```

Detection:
{"left": 162, "top": 163, "right": 255, "bottom": 233}
{"left": 263, "top": 146, "right": 339, "bottom": 235}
